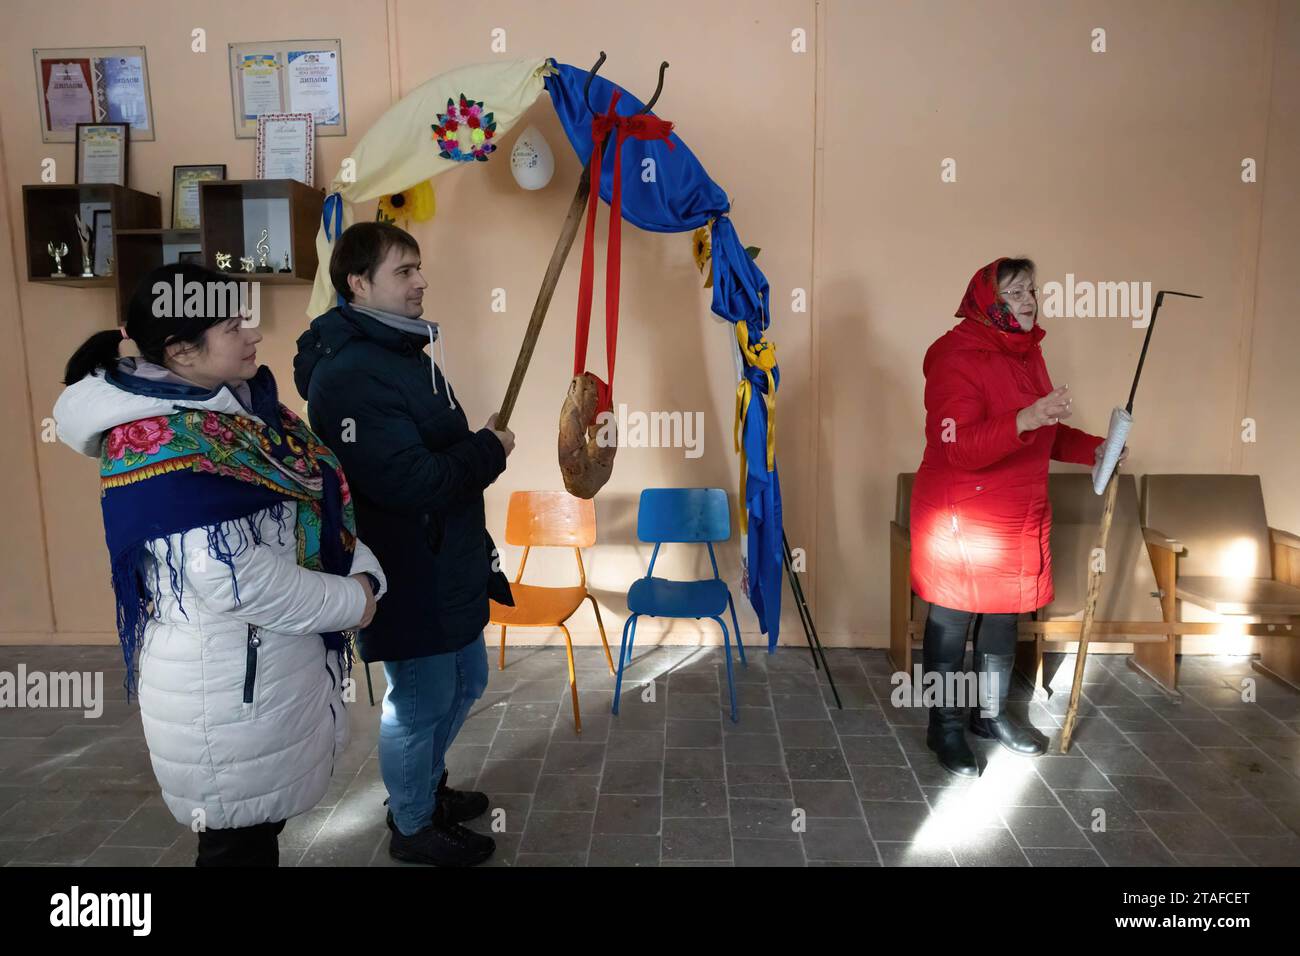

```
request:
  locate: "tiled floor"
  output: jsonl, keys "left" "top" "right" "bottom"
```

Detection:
{"left": 2, "top": 643, "right": 1299, "bottom": 866}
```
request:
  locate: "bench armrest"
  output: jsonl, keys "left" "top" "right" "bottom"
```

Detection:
{"left": 1269, "top": 527, "right": 1300, "bottom": 552}
{"left": 1143, "top": 527, "right": 1185, "bottom": 554}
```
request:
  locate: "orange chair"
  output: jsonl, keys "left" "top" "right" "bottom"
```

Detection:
{"left": 489, "top": 491, "right": 615, "bottom": 733}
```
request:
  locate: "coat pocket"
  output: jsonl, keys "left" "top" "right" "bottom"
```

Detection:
{"left": 947, "top": 476, "right": 997, "bottom": 506}
{"left": 242, "top": 624, "right": 261, "bottom": 714}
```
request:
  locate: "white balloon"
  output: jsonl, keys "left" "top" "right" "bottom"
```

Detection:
{"left": 510, "top": 124, "right": 555, "bottom": 190}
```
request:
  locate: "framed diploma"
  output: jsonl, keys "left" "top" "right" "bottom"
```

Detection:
{"left": 34, "top": 47, "right": 154, "bottom": 143}
{"left": 75, "top": 123, "right": 129, "bottom": 186}
{"left": 255, "top": 113, "right": 314, "bottom": 186}
{"left": 92, "top": 209, "right": 113, "bottom": 276}
{"left": 229, "top": 39, "right": 345, "bottom": 139}
{"left": 172, "top": 164, "right": 226, "bottom": 230}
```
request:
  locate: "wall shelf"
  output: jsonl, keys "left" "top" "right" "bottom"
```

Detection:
{"left": 22, "top": 179, "right": 324, "bottom": 323}
{"left": 22, "top": 184, "right": 161, "bottom": 322}
{"left": 199, "top": 180, "right": 323, "bottom": 284}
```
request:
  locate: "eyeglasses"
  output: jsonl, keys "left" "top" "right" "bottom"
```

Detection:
{"left": 999, "top": 285, "right": 1040, "bottom": 301}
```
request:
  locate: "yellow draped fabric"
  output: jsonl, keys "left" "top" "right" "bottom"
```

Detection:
{"left": 307, "top": 57, "right": 556, "bottom": 318}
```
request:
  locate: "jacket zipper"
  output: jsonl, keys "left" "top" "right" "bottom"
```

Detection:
{"left": 243, "top": 625, "right": 260, "bottom": 704}
{"left": 325, "top": 652, "right": 340, "bottom": 774}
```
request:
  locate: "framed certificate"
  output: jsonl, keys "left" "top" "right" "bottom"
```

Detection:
{"left": 229, "top": 39, "right": 345, "bottom": 139}
{"left": 75, "top": 122, "right": 129, "bottom": 185}
{"left": 34, "top": 46, "right": 154, "bottom": 143}
{"left": 172, "top": 164, "right": 226, "bottom": 230}
{"left": 255, "top": 113, "right": 314, "bottom": 186}
{"left": 92, "top": 209, "right": 113, "bottom": 275}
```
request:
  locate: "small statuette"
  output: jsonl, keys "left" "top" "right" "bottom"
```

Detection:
{"left": 215, "top": 251, "right": 232, "bottom": 271}
{"left": 47, "top": 240, "right": 69, "bottom": 278}
{"left": 255, "top": 228, "right": 273, "bottom": 273}
{"left": 102, "top": 255, "right": 114, "bottom": 277}
{"left": 278, "top": 250, "right": 292, "bottom": 274}
{"left": 75, "top": 215, "right": 94, "bottom": 278}
{"left": 239, "top": 255, "right": 255, "bottom": 273}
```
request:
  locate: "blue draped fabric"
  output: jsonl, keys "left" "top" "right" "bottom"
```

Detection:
{"left": 544, "top": 60, "right": 784, "bottom": 649}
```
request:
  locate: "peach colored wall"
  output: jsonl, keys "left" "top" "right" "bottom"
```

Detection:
{"left": 0, "top": 1, "right": 1295, "bottom": 650}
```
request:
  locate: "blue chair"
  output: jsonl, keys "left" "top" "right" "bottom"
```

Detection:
{"left": 612, "top": 488, "right": 748, "bottom": 722}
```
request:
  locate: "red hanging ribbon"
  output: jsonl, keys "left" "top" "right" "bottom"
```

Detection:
{"left": 572, "top": 89, "right": 675, "bottom": 422}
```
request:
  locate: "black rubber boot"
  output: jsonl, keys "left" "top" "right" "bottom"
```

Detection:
{"left": 925, "top": 660, "right": 979, "bottom": 777}
{"left": 969, "top": 652, "right": 1046, "bottom": 755}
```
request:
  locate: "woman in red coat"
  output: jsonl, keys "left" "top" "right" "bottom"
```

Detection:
{"left": 910, "top": 257, "right": 1120, "bottom": 776}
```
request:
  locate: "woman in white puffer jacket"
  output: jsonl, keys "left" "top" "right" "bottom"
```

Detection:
{"left": 54, "top": 263, "right": 386, "bottom": 867}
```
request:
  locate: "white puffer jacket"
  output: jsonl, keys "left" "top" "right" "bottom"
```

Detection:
{"left": 54, "top": 364, "right": 387, "bottom": 830}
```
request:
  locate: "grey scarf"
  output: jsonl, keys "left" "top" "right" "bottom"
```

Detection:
{"left": 350, "top": 304, "right": 455, "bottom": 410}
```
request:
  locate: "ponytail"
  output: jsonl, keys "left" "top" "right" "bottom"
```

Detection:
{"left": 63, "top": 329, "right": 124, "bottom": 385}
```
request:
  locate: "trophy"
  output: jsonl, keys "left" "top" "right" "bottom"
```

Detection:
{"left": 278, "top": 251, "right": 292, "bottom": 274}
{"left": 46, "top": 241, "right": 69, "bottom": 278}
{"left": 255, "top": 228, "right": 273, "bottom": 273}
{"left": 215, "top": 251, "right": 232, "bottom": 271}
{"left": 74, "top": 215, "right": 94, "bottom": 278}
{"left": 239, "top": 256, "right": 255, "bottom": 273}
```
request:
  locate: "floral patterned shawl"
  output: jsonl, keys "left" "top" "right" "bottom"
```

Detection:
{"left": 98, "top": 366, "right": 356, "bottom": 696}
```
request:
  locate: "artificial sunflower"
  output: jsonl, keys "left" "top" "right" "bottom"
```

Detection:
{"left": 376, "top": 180, "right": 436, "bottom": 224}
{"left": 690, "top": 222, "right": 761, "bottom": 289}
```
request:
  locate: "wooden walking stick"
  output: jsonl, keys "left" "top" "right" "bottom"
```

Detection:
{"left": 495, "top": 162, "right": 594, "bottom": 429}
{"left": 495, "top": 53, "right": 669, "bottom": 431}
{"left": 1060, "top": 469, "right": 1120, "bottom": 752}
{"left": 1058, "top": 289, "right": 1201, "bottom": 752}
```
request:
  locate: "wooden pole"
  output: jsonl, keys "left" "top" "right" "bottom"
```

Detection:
{"left": 1060, "top": 469, "right": 1122, "bottom": 752}
{"left": 495, "top": 160, "right": 596, "bottom": 430}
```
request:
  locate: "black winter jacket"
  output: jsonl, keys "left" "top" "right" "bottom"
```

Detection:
{"left": 293, "top": 303, "right": 513, "bottom": 661}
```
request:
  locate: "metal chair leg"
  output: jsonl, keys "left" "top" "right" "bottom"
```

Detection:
{"left": 588, "top": 594, "right": 616, "bottom": 675}
{"left": 713, "top": 615, "right": 739, "bottom": 722}
{"left": 727, "top": 592, "right": 748, "bottom": 667}
{"left": 560, "top": 624, "right": 581, "bottom": 735}
{"left": 624, "top": 612, "right": 640, "bottom": 666}
{"left": 612, "top": 614, "right": 638, "bottom": 715}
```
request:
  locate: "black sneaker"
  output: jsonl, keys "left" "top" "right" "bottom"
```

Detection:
{"left": 382, "top": 771, "right": 490, "bottom": 827}
{"left": 388, "top": 817, "right": 495, "bottom": 867}
{"left": 436, "top": 769, "right": 490, "bottom": 824}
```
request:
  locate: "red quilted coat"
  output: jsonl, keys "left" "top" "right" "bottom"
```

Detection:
{"left": 909, "top": 262, "right": 1104, "bottom": 614}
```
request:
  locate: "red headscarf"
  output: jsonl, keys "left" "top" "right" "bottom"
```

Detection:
{"left": 955, "top": 257, "right": 1031, "bottom": 334}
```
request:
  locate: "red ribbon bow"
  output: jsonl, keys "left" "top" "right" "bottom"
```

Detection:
{"left": 573, "top": 89, "right": 675, "bottom": 421}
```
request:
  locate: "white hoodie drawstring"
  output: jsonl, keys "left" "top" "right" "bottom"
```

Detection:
{"left": 427, "top": 324, "right": 456, "bottom": 411}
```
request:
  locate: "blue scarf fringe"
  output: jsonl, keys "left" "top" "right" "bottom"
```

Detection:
{"left": 109, "top": 502, "right": 308, "bottom": 701}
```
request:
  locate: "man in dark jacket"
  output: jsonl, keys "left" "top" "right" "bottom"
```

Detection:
{"left": 293, "top": 222, "right": 515, "bottom": 866}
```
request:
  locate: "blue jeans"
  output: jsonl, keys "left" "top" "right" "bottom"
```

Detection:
{"left": 379, "top": 633, "right": 489, "bottom": 836}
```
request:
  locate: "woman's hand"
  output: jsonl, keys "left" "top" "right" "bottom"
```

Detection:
{"left": 1093, "top": 442, "right": 1130, "bottom": 467}
{"left": 350, "top": 573, "right": 377, "bottom": 628}
{"left": 1017, "top": 384, "right": 1073, "bottom": 434}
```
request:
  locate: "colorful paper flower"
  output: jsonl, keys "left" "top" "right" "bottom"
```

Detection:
{"left": 432, "top": 94, "right": 497, "bottom": 162}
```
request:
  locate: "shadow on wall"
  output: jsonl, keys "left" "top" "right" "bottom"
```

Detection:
{"left": 815, "top": 275, "right": 923, "bottom": 639}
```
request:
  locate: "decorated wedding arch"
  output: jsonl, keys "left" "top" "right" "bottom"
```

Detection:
{"left": 306, "top": 55, "right": 784, "bottom": 648}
